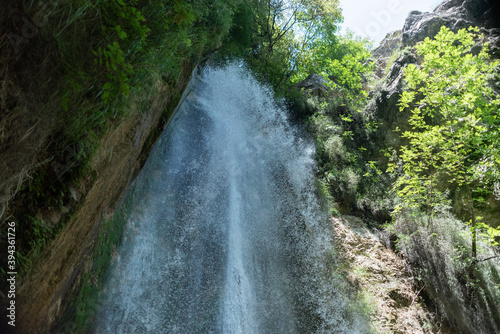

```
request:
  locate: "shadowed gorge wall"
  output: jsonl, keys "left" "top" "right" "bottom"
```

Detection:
{"left": 2, "top": 62, "right": 195, "bottom": 334}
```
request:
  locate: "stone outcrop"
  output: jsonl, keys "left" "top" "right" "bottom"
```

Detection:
{"left": 402, "top": 0, "right": 500, "bottom": 52}
{"left": 371, "top": 30, "right": 402, "bottom": 79}
{"left": 366, "top": 1, "right": 500, "bottom": 332}
{"left": 435, "top": 0, "right": 500, "bottom": 29}
{"left": 368, "top": 0, "right": 500, "bottom": 151}
{"left": 293, "top": 73, "right": 332, "bottom": 97}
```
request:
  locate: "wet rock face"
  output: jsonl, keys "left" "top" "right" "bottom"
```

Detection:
{"left": 331, "top": 216, "right": 449, "bottom": 333}
{"left": 366, "top": 46, "right": 418, "bottom": 151}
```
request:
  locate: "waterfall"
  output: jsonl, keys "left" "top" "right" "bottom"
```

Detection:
{"left": 95, "top": 64, "right": 368, "bottom": 333}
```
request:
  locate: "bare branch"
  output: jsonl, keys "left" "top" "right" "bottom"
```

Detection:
{"left": 475, "top": 255, "right": 500, "bottom": 263}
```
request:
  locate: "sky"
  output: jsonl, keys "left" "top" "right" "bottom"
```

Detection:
{"left": 338, "top": 0, "right": 444, "bottom": 46}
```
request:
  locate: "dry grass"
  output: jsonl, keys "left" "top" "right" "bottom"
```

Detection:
{"left": 0, "top": 14, "right": 57, "bottom": 220}
{"left": 0, "top": 0, "right": 105, "bottom": 221}
{"left": 332, "top": 215, "right": 453, "bottom": 333}
{"left": 390, "top": 213, "right": 500, "bottom": 333}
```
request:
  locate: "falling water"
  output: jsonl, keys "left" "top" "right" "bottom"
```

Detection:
{"left": 95, "top": 64, "right": 367, "bottom": 333}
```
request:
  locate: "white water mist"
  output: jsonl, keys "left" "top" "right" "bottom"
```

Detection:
{"left": 95, "top": 64, "right": 368, "bottom": 333}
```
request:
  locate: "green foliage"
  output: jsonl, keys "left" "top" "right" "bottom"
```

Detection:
{"left": 173, "top": 0, "right": 196, "bottom": 26}
{"left": 27, "top": 216, "right": 51, "bottom": 256}
{"left": 61, "top": 0, "right": 238, "bottom": 170}
{"left": 305, "top": 93, "right": 394, "bottom": 220}
{"left": 228, "top": 0, "right": 343, "bottom": 92}
{"left": 220, "top": 0, "right": 374, "bottom": 121}
{"left": 224, "top": 3, "right": 254, "bottom": 54}
{"left": 1, "top": 0, "right": 241, "bottom": 299}
{"left": 293, "top": 32, "right": 374, "bottom": 100}
{"left": 387, "top": 212, "right": 500, "bottom": 333}
{"left": 86, "top": 0, "right": 150, "bottom": 103}
{"left": 389, "top": 26, "right": 500, "bottom": 256}
{"left": 93, "top": 42, "right": 133, "bottom": 103}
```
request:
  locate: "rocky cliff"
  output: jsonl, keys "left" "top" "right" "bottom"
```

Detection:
{"left": 368, "top": 0, "right": 500, "bottom": 332}
{"left": 370, "top": 0, "right": 500, "bottom": 152}
{"left": 6, "top": 65, "right": 196, "bottom": 333}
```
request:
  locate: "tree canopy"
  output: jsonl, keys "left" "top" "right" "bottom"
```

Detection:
{"left": 225, "top": 0, "right": 371, "bottom": 97}
{"left": 389, "top": 26, "right": 500, "bottom": 258}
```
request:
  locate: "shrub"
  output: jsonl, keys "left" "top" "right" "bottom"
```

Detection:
{"left": 389, "top": 211, "right": 500, "bottom": 333}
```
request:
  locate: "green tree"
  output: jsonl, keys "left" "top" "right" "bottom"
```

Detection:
{"left": 389, "top": 26, "right": 500, "bottom": 260}
{"left": 292, "top": 31, "right": 373, "bottom": 100}
{"left": 240, "top": 0, "right": 342, "bottom": 90}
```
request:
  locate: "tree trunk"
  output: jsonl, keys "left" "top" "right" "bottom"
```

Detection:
{"left": 466, "top": 184, "right": 477, "bottom": 260}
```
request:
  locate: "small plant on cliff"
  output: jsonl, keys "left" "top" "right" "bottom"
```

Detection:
{"left": 389, "top": 26, "right": 500, "bottom": 261}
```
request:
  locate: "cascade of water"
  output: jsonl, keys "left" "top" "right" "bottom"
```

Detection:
{"left": 95, "top": 64, "right": 367, "bottom": 333}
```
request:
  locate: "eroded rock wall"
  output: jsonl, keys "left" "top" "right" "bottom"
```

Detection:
{"left": 9, "top": 63, "right": 195, "bottom": 334}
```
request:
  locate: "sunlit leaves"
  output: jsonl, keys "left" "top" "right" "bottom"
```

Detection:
{"left": 391, "top": 26, "right": 500, "bottom": 245}
{"left": 240, "top": 0, "right": 342, "bottom": 90}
